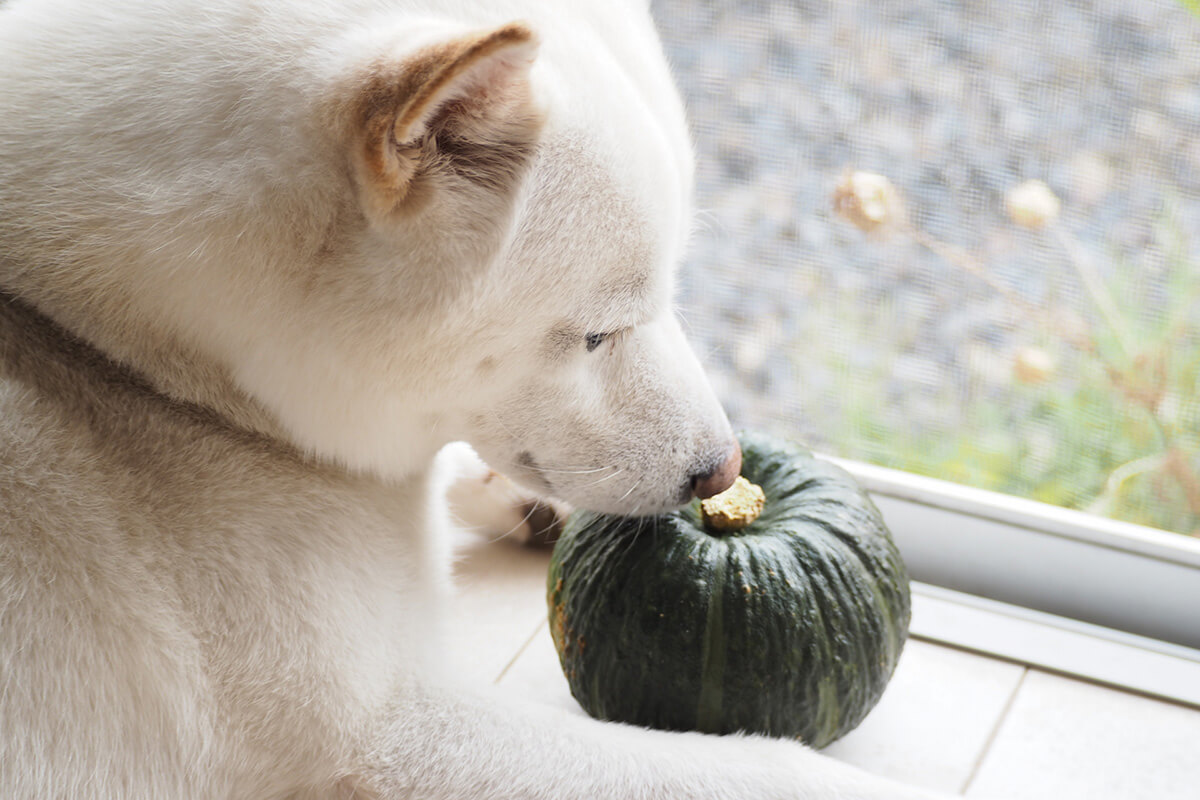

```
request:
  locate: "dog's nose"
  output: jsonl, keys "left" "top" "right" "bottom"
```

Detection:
{"left": 690, "top": 441, "right": 742, "bottom": 500}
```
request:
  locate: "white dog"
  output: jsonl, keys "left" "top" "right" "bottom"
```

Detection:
{"left": 0, "top": 1, "right": 941, "bottom": 797}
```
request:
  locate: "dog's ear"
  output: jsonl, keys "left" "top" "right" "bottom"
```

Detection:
{"left": 348, "top": 22, "right": 542, "bottom": 221}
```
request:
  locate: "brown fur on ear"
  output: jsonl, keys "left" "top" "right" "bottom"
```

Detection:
{"left": 348, "top": 22, "right": 543, "bottom": 220}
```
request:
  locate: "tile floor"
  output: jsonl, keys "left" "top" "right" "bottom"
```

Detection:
{"left": 448, "top": 536, "right": 1200, "bottom": 800}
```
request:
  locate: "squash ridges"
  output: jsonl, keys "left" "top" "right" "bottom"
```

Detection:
{"left": 547, "top": 431, "right": 911, "bottom": 748}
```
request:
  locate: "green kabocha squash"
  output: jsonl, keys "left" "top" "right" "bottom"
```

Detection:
{"left": 546, "top": 431, "right": 910, "bottom": 748}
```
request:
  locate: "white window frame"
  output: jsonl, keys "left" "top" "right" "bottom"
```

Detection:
{"left": 828, "top": 456, "right": 1200, "bottom": 707}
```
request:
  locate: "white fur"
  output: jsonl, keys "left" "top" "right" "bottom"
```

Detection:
{"left": 0, "top": 1, "right": 950, "bottom": 797}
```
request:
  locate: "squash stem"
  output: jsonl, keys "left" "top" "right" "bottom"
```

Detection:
{"left": 700, "top": 476, "right": 765, "bottom": 533}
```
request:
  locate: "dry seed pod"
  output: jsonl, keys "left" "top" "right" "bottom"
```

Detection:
{"left": 1013, "top": 346, "right": 1057, "bottom": 384}
{"left": 833, "top": 170, "right": 903, "bottom": 233}
{"left": 1005, "top": 180, "right": 1061, "bottom": 229}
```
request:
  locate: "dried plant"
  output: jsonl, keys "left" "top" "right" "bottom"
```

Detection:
{"left": 834, "top": 170, "right": 1200, "bottom": 535}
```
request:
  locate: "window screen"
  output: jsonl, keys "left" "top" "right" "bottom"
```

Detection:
{"left": 656, "top": 0, "right": 1200, "bottom": 536}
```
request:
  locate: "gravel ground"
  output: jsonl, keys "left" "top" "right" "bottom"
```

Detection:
{"left": 651, "top": 0, "right": 1200, "bottom": 455}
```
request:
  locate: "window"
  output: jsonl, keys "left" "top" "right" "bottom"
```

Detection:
{"left": 656, "top": 0, "right": 1200, "bottom": 652}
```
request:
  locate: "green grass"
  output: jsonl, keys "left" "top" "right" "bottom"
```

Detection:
{"left": 836, "top": 364, "right": 1198, "bottom": 535}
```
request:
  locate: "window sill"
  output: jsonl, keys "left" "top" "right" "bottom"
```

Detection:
{"left": 826, "top": 456, "right": 1200, "bottom": 705}
{"left": 909, "top": 581, "right": 1200, "bottom": 709}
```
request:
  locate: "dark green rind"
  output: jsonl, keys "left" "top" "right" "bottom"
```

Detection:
{"left": 546, "top": 431, "right": 911, "bottom": 748}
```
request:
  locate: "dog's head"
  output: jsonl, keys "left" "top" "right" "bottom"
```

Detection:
{"left": 322, "top": 18, "right": 739, "bottom": 514}
{"left": 0, "top": 6, "right": 738, "bottom": 515}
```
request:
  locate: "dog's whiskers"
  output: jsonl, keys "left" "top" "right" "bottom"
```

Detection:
{"left": 576, "top": 467, "right": 624, "bottom": 491}
{"left": 615, "top": 478, "right": 641, "bottom": 507}
{"left": 535, "top": 464, "right": 619, "bottom": 476}
{"left": 485, "top": 498, "right": 543, "bottom": 545}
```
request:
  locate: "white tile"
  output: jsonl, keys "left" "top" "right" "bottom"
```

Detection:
{"left": 823, "top": 640, "right": 1026, "bottom": 793}
{"left": 966, "top": 670, "right": 1200, "bottom": 800}
{"left": 448, "top": 539, "right": 553, "bottom": 685}
{"left": 496, "top": 620, "right": 585, "bottom": 716}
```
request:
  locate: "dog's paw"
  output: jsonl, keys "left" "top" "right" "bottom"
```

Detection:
{"left": 440, "top": 443, "right": 570, "bottom": 547}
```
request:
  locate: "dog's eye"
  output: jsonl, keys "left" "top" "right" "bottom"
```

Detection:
{"left": 586, "top": 327, "right": 633, "bottom": 352}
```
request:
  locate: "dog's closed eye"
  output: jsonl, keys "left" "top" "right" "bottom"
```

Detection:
{"left": 585, "top": 329, "right": 631, "bottom": 352}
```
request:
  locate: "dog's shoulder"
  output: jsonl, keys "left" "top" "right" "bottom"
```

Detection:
{"left": 0, "top": 291, "right": 434, "bottom": 796}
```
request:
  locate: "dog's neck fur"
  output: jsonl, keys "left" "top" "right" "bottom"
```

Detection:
{"left": 0, "top": 291, "right": 295, "bottom": 455}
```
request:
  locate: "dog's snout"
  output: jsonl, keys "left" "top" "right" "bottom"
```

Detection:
{"left": 690, "top": 441, "right": 742, "bottom": 500}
